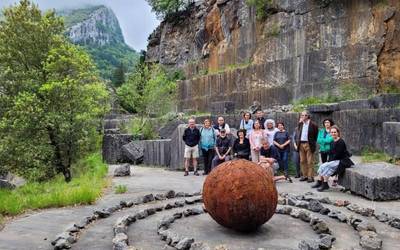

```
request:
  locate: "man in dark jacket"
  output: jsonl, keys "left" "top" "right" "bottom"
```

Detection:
{"left": 296, "top": 111, "right": 319, "bottom": 182}
{"left": 182, "top": 118, "right": 201, "bottom": 176}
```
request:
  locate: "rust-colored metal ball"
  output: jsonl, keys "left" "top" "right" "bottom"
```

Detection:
{"left": 203, "top": 159, "right": 278, "bottom": 232}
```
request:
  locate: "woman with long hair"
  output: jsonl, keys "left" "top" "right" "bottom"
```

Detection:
{"left": 233, "top": 129, "right": 251, "bottom": 160}
{"left": 249, "top": 120, "right": 266, "bottom": 163}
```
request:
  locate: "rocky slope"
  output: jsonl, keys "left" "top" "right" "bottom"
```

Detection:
{"left": 146, "top": 0, "right": 400, "bottom": 111}
{"left": 59, "top": 5, "right": 138, "bottom": 80}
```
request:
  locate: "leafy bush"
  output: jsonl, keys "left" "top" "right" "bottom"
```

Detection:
{"left": 146, "top": 0, "right": 194, "bottom": 19}
{"left": 246, "top": 0, "right": 273, "bottom": 20}
{"left": 0, "top": 153, "right": 109, "bottom": 217}
{"left": 124, "top": 118, "right": 158, "bottom": 140}
{"left": 115, "top": 185, "right": 128, "bottom": 194}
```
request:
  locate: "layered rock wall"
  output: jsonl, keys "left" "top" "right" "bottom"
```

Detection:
{"left": 147, "top": 0, "right": 400, "bottom": 112}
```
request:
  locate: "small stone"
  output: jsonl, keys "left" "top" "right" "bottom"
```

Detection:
{"left": 299, "top": 210, "right": 311, "bottom": 222}
{"left": 145, "top": 208, "right": 156, "bottom": 215}
{"left": 295, "top": 201, "right": 310, "bottom": 209}
{"left": 318, "top": 234, "right": 336, "bottom": 249}
{"left": 388, "top": 217, "right": 400, "bottom": 229}
{"left": 155, "top": 193, "right": 166, "bottom": 200}
{"left": 214, "top": 245, "right": 229, "bottom": 250}
{"left": 359, "top": 231, "right": 382, "bottom": 250}
{"left": 119, "top": 200, "right": 128, "bottom": 208}
{"left": 113, "top": 241, "right": 129, "bottom": 250}
{"left": 164, "top": 203, "right": 176, "bottom": 210}
{"left": 316, "top": 197, "right": 333, "bottom": 204}
{"left": 287, "top": 197, "right": 298, "bottom": 206}
{"left": 356, "top": 221, "right": 376, "bottom": 232}
{"left": 65, "top": 224, "right": 79, "bottom": 233}
{"left": 74, "top": 217, "right": 90, "bottom": 229}
{"left": 308, "top": 200, "right": 323, "bottom": 212}
{"left": 135, "top": 210, "right": 148, "bottom": 219}
{"left": 94, "top": 209, "right": 111, "bottom": 218}
{"left": 305, "top": 191, "right": 314, "bottom": 195}
{"left": 173, "top": 212, "right": 183, "bottom": 219}
{"left": 327, "top": 210, "right": 339, "bottom": 219}
{"left": 175, "top": 200, "right": 185, "bottom": 207}
{"left": 159, "top": 229, "right": 170, "bottom": 240}
{"left": 298, "top": 239, "right": 319, "bottom": 250}
{"left": 319, "top": 207, "right": 330, "bottom": 215}
{"left": 334, "top": 200, "right": 351, "bottom": 207}
{"left": 276, "top": 206, "right": 292, "bottom": 215}
{"left": 175, "top": 192, "right": 186, "bottom": 197}
{"left": 277, "top": 197, "right": 286, "bottom": 205}
{"left": 290, "top": 209, "right": 301, "bottom": 218}
{"left": 191, "top": 191, "right": 202, "bottom": 196}
{"left": 155, "top": 205, "right": 164, "bottom": 211}
{"left": 184, "top": 192, "right": 194, "bottom": 197}
{"left": 375, "top": 213, "right": 391, "bottom": 222}
{"left": 114, "top": 164, "right": 131, "bottom": 177}
{"left": 54, "top": 238, "right": 72, "bottom": 250}
{"left": 158, "top": 215, "right": 175, "bottom": 229}
{"left": 175, "top": 237, "right": 195, "bottom": 250}
{"left": 167, "top": 231, "right": 181, "bottom": 246}
{"left": 189, "top": 242, "right": 211, "bottom": 250}
{"left": 185, "top": 198, "right": 196, "bottom": 204}
{"left": 112, "top": 233, "right": 128, "bottom": 244}
{"left": 337, "top": 213, "right": 348, "bottom": 223}
{"left": 165, "top": 190, "right": 175, "bottom": 199}
{"left": 126, "top": 201, "right": 134, "bottom": 207}
{"left": 142, "top": 194, "right": 155, "bottom": 203}
{"left": 51, "top": 232, "right": 76, "bottom": 246}
{"left": 114, "top": 225, "right": 127, "bottom": 234}
{"left": 350, "top": 217, "right": 363, "bottom": 229}
{"left": 310, "top": 218, "right": 330, "bottom": 234}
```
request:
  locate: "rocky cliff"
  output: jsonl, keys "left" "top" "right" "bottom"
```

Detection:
{"left": 60, "top": 5, "right": 124, "bottom": 46}
{"left": 59, "top": 5, "right": 138, "bottom": 80}
{"left": 146, "top": 0, "right": 400, "bottom": 111}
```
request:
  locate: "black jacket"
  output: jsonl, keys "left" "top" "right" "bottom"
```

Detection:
{"left": 331, "top": 138, "right": 354, "bottom": 177}
{"left": 233, "top": 138, "right": 251, "bottom": 157}
{"left": 182, "top": 127, "right": 201, "bottom": 147}
{"left": 295, "top": 120, "right": 319, "bottom": 152}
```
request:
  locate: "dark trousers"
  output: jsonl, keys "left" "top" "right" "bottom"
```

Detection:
{"left": 320, "top": 152, "right": 329, "bottom": 163}
{"left": 202, "top": 148, "right": 214, "bottom": 174}
{"left": 292, "top": 150, "right": 301, "bottom": 177}
{"left": 278, "top": 151, "right": 289, "bottom": 176}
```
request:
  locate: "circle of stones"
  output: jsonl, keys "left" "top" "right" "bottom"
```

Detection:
{"left": 279, "top": 192, "right": 386, "bottom": 250}
{"left": 51, "top": 190, "right": 201, "bottom": 250}
{"left": 155, "top": 205, "right": 335, "bottom": 250}
{"left": 112, "top": 196, "right": 203, "bottom": 250}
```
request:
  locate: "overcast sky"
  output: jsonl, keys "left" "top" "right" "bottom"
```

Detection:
{"left": 0, "top": 0, "right": 159, "bottom": 51}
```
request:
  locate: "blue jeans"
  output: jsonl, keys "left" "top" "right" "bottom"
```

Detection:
{"left": 278, "top": 151, "right": 289, "bottom": 176}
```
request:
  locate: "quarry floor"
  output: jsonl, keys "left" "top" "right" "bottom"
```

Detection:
{"left": 0, "top": 164, "right": 399, "bottom": 250}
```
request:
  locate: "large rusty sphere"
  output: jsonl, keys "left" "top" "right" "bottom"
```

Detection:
{"left": 203, "top": 159, "right": 278, "bottom": 232}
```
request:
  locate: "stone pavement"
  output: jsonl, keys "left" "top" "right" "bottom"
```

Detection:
{"left": 0, "top": 165, "right": 399, "bottom": 250}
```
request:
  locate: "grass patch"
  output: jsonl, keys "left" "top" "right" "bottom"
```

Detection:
{"left": 115, "top": 185, "right": 128, "bottom": 194}
{"left": 361, "top": 147, "right": 392, "bottom": 163}
{"left": 0, "top": 153, "right": 109, "bottom": 217}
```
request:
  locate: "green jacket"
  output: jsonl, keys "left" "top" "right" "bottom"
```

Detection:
{"left": 317, "top": 129, "right": 333, "bottom": 153}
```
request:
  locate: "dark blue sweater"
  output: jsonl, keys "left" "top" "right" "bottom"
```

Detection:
{"left": 182, "top": 127, "right": 201, "bottom": 147}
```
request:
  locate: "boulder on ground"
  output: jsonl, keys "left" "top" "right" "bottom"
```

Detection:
{"left": 122, "top": 141, "right": 144, "bottom": 164}
{"left": 114, "top": 164, "right": 131, "bottom": 177}
{"left": 0, "top": 179, "right": 16, "bottom": 189}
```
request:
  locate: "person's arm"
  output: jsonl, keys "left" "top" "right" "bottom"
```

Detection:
{"left": 249, "top": 132, "right": 255, "bottom": 149}
{"left": 182, "top": 129, "right": 187, "bottom": 142}
{"left": 224, "top": 147, "right": 232, "bottom": 157}
{"left": 232, "top": 140, "right": 238, "bottom": 154}
{"left": 317, "top": 129, "right": 323, "bottom": 145}
{"left": 225, "top": 124, "right": 231, "bottom": 134}
{"left": 282, "top": 132, "right": 290, "bottom": 147}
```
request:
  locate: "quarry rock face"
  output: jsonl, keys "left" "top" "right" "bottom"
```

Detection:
{"left": 146, "top": 0, "right": 400, "bottom": 112}
{"left": 203, "top": 159, "right": 278, "bottom": 231}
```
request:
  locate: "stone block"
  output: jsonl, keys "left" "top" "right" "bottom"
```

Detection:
{"left": 0, "top": 179, "right": 16, "bottom": 189}
{"left": 102, "top": 134, "right": 134, "bottom": 164}
{"left": 114, "top": 164, "right": 131, "bottom": 177}
{"left": 142, "top": 139, "right": 171, "bottom": 167}
{"left": 383, "top": 122, "right": 400, "bottom": 158}
{"left": 308, "top": 104, "right": 339, "bottom": 113}
{"left": 122, "top": 141, "right": 144, "bottom": 164}
{"left": 337, "top": 99, "right": 372, "bottom": 110}
{"left": 370, "top": 94, "right": 400, "bottom": 109}
{"left": 159, "top": 120, "right": 185, "bottom": 139}
{"left": 339, "top": 163, "right": 400, "bottom": 201}
{"left": 210, "top": 101, "right": 235, "bottom": 115}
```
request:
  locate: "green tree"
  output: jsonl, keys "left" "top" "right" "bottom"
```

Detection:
{"left": 111, "top": 62, "right": 127, "bottom": 87}
{"left": 0, "top": 0, "right": 109, "bottom": 182}
{"left": 146, "top": 0, "right": 194, "bottom": 19}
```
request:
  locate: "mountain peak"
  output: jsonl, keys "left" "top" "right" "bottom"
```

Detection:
{"left": 60, "top": 5, "right": 124, "bottom": 46}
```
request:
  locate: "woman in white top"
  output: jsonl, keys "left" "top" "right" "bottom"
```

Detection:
{"left": 249, "top": 120, "right": 267, "bottom": 163}
{"left": 264, "top": 119, "right": 279, "bottom": 146}
{"left": 239, "top": 112, "right": 253, "bottom": 136}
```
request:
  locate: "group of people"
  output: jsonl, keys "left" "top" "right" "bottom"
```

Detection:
{"left": 182, "top": 110, "right": 353, "bottom": 192}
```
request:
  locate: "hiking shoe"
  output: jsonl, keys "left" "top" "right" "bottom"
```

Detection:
{"left": 286, "top": 176, "right": 293, "bottom": 183}
{"left": 317, "top": 182, "right": 330, "bottom": 192}
{"left": 311, "top": 180, "right": 322, "bottom": 188}
{"left": 194, "top": 171, "right": 199, "bottom": 176}
{"left": 184, "top": 171, "right": 189, "bottom": 176}
{"left": 307, "top": 177, "right": 314, "bottom": 183}
{"left": 299, "top": 176, "right": 308, "bottom": 182}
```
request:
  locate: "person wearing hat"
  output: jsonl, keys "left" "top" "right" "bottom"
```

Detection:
{"left": 211, "top": 128, "right": 232, "bottom": 170}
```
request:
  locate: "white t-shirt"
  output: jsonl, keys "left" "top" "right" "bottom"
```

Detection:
{"left": 265, "top": 128, "right": 279, "bottom": 146}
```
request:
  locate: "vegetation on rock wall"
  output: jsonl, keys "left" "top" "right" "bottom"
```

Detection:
{"left": 146, "top": 0, "right": 194, "bottom": 19}
{"left": 0, "top": 0, "right": 109, "bottom": 182}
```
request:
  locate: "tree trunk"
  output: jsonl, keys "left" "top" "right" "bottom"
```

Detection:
{"left": 47, "top": 127, "right": 71, "bottom": 182}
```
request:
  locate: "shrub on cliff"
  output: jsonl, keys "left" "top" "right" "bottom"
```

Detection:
{"left": 146, "top": 0, "right": 194, "bottom": 19}
{"left": 0, "top": 0, "right": 109, "bottom": 182}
